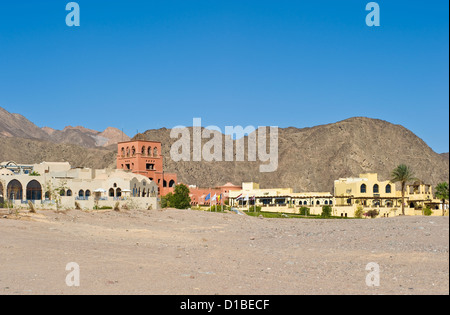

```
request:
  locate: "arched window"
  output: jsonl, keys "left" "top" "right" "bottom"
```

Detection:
{"left": 373, "top": 184, "right": 379, "bottom": 194}
{"left": 26, "top": 180, "right": 42, "bottom": 200}
{"left": 78, "top": 190, "right": 84, "bottom": 197}
{"left": 7, "top": 180, "right": 23, "bottom": 200}
{"left": 109, "top": 188, "right": 115, "bottom": 197}
{"left": 131, "top": 146, "right": 136, "bottom": 156}
{"left": 121, "top": 147, "right": 125, "bottom": 157}
{"left": 316, "top": 200, "right": 320, "bottom": 205}
{"left": 141, "top": 146, "right": 146, "bottom": 155}
{"left": 324, "top": 200, "right": 328, "bottom": 205}
{"left": 148, "top": 147, "right": 152, "bottom": 156}
{"left": 385, "top": 184, "right": 392, "bottom": 194}
{"left": 67, "top": 190, "right": 72, "bottom": 197}
{"left": 116, "top": 188, "right": 122, "bottom": 197}
{"left": 361, "top": 184, "right": 367, "bottom": 193}
{"left": 126, "top": 147, "right": 130, "bottom": 157}
{"left": 169, "top": 180, "right": 175, "bottom": 188}
{"left": 59, "top": 189, "right": 66, "bottom": 197}
{"left": 85, "top": 190, "right": 91, "bottom": 198}
{"left": 153, "top": 147, "right": 158, "bottom": 157}
{"left": 163, "top": 180, "right": 167, "bottom": 188}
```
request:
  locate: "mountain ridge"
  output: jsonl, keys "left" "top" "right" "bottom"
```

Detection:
{"left": 1, "top": 106, "right": 448, "bottom": 193}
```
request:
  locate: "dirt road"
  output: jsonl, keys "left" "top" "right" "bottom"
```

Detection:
{"left": 0, "top": 209, "right": 448, "bottom": 295}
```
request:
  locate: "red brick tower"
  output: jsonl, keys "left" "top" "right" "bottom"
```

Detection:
{"left": 116, "top": 140, "right": 177, "bottom": 196}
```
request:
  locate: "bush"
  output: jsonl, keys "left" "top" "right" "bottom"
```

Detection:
{"left": 364, "top": 209, "right": 379, "bottom": 219}
{"left": 28, "top": 201, "right": 36, "bottom": 213}
{"left": 249, "top": 205, "right": 262, "bottom": 212}
{"left": 423, "top": 206, "right": 433, "bottom": 216}
{"left": 321, "top": 205, "right": 332, "bottom": 218}
{"left": 299, "top": 206, "right": 310, "bottom": 216}
{"left": 354, "top": 206, "right": 364, "bottom": 218}
{"left": 161, "top": 193, "right": 173, "bottom": 209}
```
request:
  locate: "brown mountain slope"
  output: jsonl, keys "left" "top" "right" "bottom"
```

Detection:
{"left": 0, "top": 106, "right": 129, "bottom": 148}
{"left": 1, "top": 114, "right": 448, "bottom": 193}
{"left": 137, "top": 117, "right": 449, "bottom": 192}
{"left": 0, "top": 107, "right": 49, "bottom": 139}
{"left": 0, "top": 137, "right": 116, "bottom": 170}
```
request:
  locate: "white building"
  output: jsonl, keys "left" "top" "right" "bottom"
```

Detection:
{"left": 0, "top": 161, "right": 158, "bottom": 211}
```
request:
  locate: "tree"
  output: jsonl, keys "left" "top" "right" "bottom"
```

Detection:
{"left": 435, "top": 182, "right": 449, "bottom": 216}
{"left": 391, "top": 164, "right": 416, "bottom": 216}
{"left": 170, "top": 184, "right": 191, "bottom": 209}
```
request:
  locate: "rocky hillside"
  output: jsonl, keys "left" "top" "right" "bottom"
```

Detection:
{"left": 1, "top": 105, "right": 448, "bottom": 193}
{"left": 0, "top": 137, "right": 117, "bottom": 170}
{"left": 137, "top": 117, "right": 449, "bottom": 192}
{"left": 0, "top": 106, "right": 129, "bottom": 148}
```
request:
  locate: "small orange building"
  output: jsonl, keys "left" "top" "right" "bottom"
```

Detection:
{"left": 116, "top": 140, "right": 177, "bottom": 196}
{"left": 188, "top": 182, "right": 242, "bottom": 206}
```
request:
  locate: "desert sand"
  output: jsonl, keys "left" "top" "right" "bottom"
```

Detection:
{"left": 0, "top": 208, "right": 448, "bottom": 295}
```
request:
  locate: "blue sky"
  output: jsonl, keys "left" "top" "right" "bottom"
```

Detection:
{"left": 0, "top": 1, "right": 448, "bottom": 152}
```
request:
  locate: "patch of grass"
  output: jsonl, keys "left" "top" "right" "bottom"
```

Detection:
{"left": 243, "top": 211, "right": 354, "bottom": 219}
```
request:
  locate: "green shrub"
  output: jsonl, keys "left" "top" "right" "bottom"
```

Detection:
{"left": 354, "top": 206, "right": 364, "bottom": 218}
{"left": 299, "top": 206, "right": 310, "bottom": 216}
{"left": 321, "top": 205, "right": 332, "bottom": 218}
{"left": 423, "top": 206, "right": 433, "bottom": 216}
{"left": 249, "top": 205, "right": 262, "bottom": 212}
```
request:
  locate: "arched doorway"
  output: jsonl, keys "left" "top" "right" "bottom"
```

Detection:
{"left": 26, "top": 180, "right": 42, "bottom": 201}
{"left": 7, "top": 180, "right": 23, "bottom": 200}
{"left": 109, "top": 188, "right": 115, "bottom": 197}
{"left": 116, "top": 188, "right": 122, "bottom": 197}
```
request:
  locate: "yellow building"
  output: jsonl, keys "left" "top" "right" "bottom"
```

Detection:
{"left": 334, "top": 173, "right": 445, "bottom": 216}
{"left": 334, "top": 173, "right": 399, "bottom": 208}
{"left": 229, "top": 182, "right": 333, "bottom": 213}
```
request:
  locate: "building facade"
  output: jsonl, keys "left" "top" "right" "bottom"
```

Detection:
{"left": 116, "top": 140, "right": 177, "bottom": 196}
{"left": 0, "top": 161, "right": 158, "bottom": 210}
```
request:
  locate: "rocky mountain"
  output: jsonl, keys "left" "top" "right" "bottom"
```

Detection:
{"left": 136, "top": 117, "right": 449, "bottom": 193}
{"left": 1, "top": 105, "right": 448, "bottom": 193}
{"left": 0, "top": 106, "right": 129, "bottom": 147}
{"left": 0, "top": 136, "right": 117, "bottom": 170}
{"left": 0, "top": 106, "right": 49, "bottom": 139}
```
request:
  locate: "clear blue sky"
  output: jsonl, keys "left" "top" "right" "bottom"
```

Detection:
{"left": 0, "top": 1, "right": 448, "bottom": 152}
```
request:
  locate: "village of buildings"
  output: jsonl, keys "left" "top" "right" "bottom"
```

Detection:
{"left": 0, "top": 139, "right": 448, "bottom": 218}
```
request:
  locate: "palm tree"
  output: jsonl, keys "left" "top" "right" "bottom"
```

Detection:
{"left": 391, "top": 164, "right": 416, "bottom": 215}
{"left": 435, "top": 182, "right": 449, "bottom": 216}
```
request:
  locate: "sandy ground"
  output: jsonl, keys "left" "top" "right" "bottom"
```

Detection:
{"left": 0, "top": 208, "right": 448, "bottom": 295}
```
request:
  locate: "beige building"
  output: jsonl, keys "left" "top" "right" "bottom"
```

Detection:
{"left": 334, "top": 173, "right": 445, "bottom": 217}
{"left": 0, "top": 161, "right": 158, "bottom": 211}
{"left": 229, "top": 182, "right": 333, "bottom": 215}
{"left": 334, "top": 173, "right": 399, "bottom": 208}
{"left": 228, "top": 175, "right": 447, "bottom": 218}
